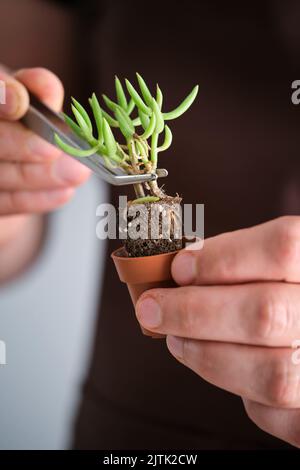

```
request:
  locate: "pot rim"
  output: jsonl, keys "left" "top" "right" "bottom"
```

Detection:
{"left": 111, "top": 235, "right": 201, "bottom": 261}
{"left": 111, "top": 245, "right": 180, "bottom": 261}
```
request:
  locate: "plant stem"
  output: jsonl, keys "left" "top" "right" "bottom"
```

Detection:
{"left": 150, "top": 132, "right": 158, "bottom": 169}
{"left": 127, "top": 139, "right": 145, "bottom": 198}
{"left": 148, "top": 179, "right": 165, "bottom": 198}
{"left": 133, "top": 183, "right": 145, "bottom": 198}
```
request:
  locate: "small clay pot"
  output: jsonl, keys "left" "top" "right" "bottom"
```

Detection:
{"left": 111, "top": 247, "right": 179, "bottom": 338}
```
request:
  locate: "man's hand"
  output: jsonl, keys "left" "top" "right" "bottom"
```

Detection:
{"left": 0, "top": 67, "right": 90, "bottom": 281}
{"left": 136, "top": 216, "right": 300, "bottom": 447}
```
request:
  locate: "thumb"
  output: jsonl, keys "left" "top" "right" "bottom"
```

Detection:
{"left": 15, "top": 67, "right": 64, "bottom": 112}
{"left": 0, "top": 70, "right": 29, "bottom": 120}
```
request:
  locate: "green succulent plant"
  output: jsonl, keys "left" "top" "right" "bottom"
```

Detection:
{"left": 54, "top": 73, "right": 198, "bottom": 201}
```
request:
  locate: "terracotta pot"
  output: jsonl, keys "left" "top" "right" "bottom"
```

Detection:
{"left": 111, "top": 247, "right": 179, "bottom": 338}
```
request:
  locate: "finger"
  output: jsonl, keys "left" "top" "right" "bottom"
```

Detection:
{"left": 172, "top": 216, "right": 300, "bottom": 285}
{"left": 243, "top": 399, "right": 300, "bottom": 448}
{"left": 0, "top": 70, "right": 29, "bottom": 120}
{"left": 166, "top": 338, "right": 300, "bottom": 409}
{"left": 136, "top": 282, "right": 300, "bottom": 346}
{"left": 14, "top": 67, "right": 64, "bottom": 112}
{"left": 0, "top": 120, "right": 62, "bottom": 162}
{"left": 0, "top": 154, "right": 91, "bottom": 190}
{"left": 0, "top": 68, "right": 65, "bottom": 161}
{"left": 0, "top": 187, "right": 75, "bottom": 215}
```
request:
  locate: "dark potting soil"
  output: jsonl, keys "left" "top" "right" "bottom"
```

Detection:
{"left": 121, "top": 196, "right": 183, "bottom": 257}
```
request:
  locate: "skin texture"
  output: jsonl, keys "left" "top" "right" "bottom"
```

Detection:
{"left": 136, "top": 216, "right": 300, "bottom": 448}
{"left": 0, "top": 67, "right": 90, "bottom": 282}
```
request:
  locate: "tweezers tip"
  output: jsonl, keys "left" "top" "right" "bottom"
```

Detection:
{"left": 156, "top": 168, "right": 168, "bottom": 178}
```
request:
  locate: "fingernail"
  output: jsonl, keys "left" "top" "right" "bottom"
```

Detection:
{"left": 137, "top": 297, "right": 161, "bottom": 329}
{"left": 0, "top": 83, "right": 19, "bottom": 117}
{"left": 172, "top": 252, "right": 196, "bottom": 285}
{"left": 28, "top": 135, "right": 61, "bottom": 160}
{"left": 53, "top": 155, "right": 90, "bottom": 184}
{"left": 167, "top": 335, "right": 184, "bottom": 359}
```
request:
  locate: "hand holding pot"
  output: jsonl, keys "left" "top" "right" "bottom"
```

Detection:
{"left": 136, "top": 216, "right": 300, "bottom": 447}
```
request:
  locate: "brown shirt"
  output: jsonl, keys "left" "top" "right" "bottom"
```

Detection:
{"left": 73, "top": 0, "right": 300, "bottom": 449}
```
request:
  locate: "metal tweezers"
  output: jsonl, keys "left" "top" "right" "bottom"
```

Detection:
{"left": 21, "top": 93, "right": 168, "bottom": 186}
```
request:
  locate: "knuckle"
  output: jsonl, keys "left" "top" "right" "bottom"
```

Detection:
{"left": 0, "top": 191, "right": 23, "bottom": 214}
{"left": 0, "top": 123, "right": 5, "bottom": 140}
{"left": 178, "top": 288, "right": 198, "bottom": 336}
{"left": 42, "top": 162, "right": 56, "bottom": 185}
{"left": 10, "top": 191, "right": 29, "bottom": 212}
{"left": 215, "top": 251, "right": 237, "bottom": 281}
{"left": 268, "top": 357, "right": 300, "bottom": 408}
{"left": 0, "top": 190, "right": 37, "bottom": 215}
{"left": 0, "top": 192, "right": 14, "bottom": 215}
{"left": 187, "top": 341, "right": 214, "bottom": 378}
{"left": 0, "top": 123, "right": 12, "bottom": 156}
{"left": 273, "top": 217, "right": 300, "bottom": 278}
{"left": 15, "top": 162, "right": 29, "bottom": 187}
{"left": 196, "top": 345, "right": 211, "bottom": 377}
{"left": 255, "top": 287, "right": 290, "bottom": 342}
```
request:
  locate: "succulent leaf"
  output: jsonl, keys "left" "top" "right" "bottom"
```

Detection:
{"left": 125, "top": 79, "right": 151, "bottom": 115}
{"left": 54, "top": 134, "right": 99, "bottom": 157}
{"left": 71, "top": 97, "right": 92, "bottom": 132}
{"left": 163, "top": 85, "right": 199, "bottom": 120}
{"left": 136, "top": 73, "right": 153, "bottom": 106}
{"left": 115, "top": 76, "right": 128, "bottom": 110}
{"left": 103, "top": 117, "right": 117, "bottom": 157}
